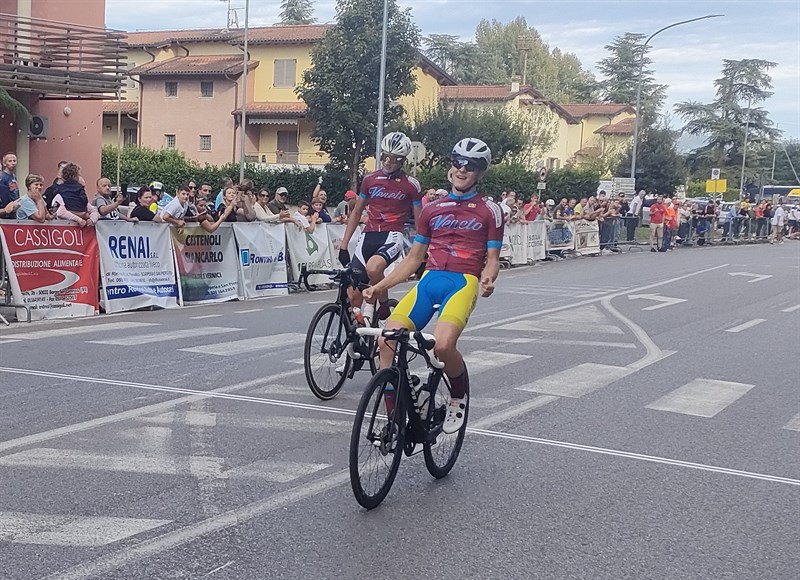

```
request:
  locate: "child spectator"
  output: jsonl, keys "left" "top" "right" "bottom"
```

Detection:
{"left": 52, "top": 163, "right": 99, "bottom": 227}
{"left": 160, "top": 183, "right": 192, "bottom": 227}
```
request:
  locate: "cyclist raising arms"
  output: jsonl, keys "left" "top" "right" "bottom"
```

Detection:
{"left": 364, "top": 138, "right": 503, "bottom": 434}
{"left": 339, "top": 132, "right": 422, "bottom": 325}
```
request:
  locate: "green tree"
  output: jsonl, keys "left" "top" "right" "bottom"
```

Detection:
{"left": 597, "top": 33, "right": 666, "bottom": 124}
{"left": 545, "top": 167, "right": 601, "bottom": 199}
{"left": 616, "top": 125, "right": 686, "bottom": 194}
{"left": 278, "top": 0, "right": 316, "bottom": 25}
{"left": 422, "top": 34, "right": 483, "bottom": 84}
{"left": 296, "top": 0, "right": 420, "bottom": 188}
{"left": 676, "top": 59, "right": 781, "bottom": 185}
{"left": 397, "top": 102, "right": 557, "bottom": 169}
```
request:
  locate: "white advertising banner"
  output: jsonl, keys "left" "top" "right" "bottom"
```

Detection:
{"left": 526, "top": 221, "right": 547, "bottom": 262}
{"left": 503, "top": 223, "right": 528, "bottom": 265}
{"left": 285, "top": 223, "right": 333, "bottom": 285}
{"left": 326, "top": 223, "right": 362, "bottom": 270}
{"left": 232, "top": 223, "right": 289, "bottom": 298}
{"left": 545, "top": 220, "right": 575, "bottom": 252}
{"left": 573, "top": 219, "right": 600, "bottom": 255}
{"left": 96, "top": 221, "right": 179, "bottom": 314}
{"left": 171, "top": 224, "right": 240, "bottom": 304}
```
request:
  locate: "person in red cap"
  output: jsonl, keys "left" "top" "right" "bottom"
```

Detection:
{"left": 334, "top": 190, "right": 358, "bottom": 224}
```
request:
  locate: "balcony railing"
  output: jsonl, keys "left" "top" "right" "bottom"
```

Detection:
{"left": 0, "top": 13, "right": 126, "bottom": 98}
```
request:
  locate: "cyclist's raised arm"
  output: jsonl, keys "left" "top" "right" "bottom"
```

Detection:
{"left": 341, "top": 193, "right": 367, "bottom": 247}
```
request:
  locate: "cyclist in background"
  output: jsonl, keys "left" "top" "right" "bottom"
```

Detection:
{"left": 339, "top": 132, "right": 422, "bottom": 325}
{"left": 364, "top": 138, "right": 503, "bottom": 434}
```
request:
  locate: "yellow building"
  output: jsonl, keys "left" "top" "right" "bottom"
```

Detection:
{"left": 105, "top": 25, "right": 455, "bottom": 167}
{"left": 439, "top": 83, "right": 635, "bottom": 172}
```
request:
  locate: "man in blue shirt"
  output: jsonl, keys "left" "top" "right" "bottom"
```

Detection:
{"left": 0, "top": 152, "right": 19, "bottom": 218}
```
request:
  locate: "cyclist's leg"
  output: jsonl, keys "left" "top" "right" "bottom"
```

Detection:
{"left": 380, "top": 271, "right": 437, "bottom": 368}
{"left": 365, "top": 232, "right": 404, "bottom": 320}
{"left": 348, "top": 232, "right": 371, "bottom": 309}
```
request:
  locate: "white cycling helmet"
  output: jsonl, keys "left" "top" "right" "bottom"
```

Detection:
{"left": 149, "top": 181, "right": 163, "bottom": 191}
{"left": 380, "top": 132, "right": 412, "bottom": 158}
{"left": 452, "top": 138, "right": 492, "bottom": 171}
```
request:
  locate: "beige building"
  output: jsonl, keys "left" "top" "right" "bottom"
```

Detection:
{"left": 105, "top": 25, "right": 454, "bottom": 168}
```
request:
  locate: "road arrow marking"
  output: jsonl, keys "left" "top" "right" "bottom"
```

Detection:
{"left": 628, "top": 294, "right": 687, "bottom": 311}
{"left": 729, "top": 272, "right": 773, "bottom": 283}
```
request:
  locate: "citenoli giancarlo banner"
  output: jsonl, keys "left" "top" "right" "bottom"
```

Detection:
{"left": 232, "top": 223, "right": 288, "bottom": 298}
{"left": 96, "top": 221, "right": 179, "bottom": 313}
{"left": 171, "top": 224, "right": 240, "bottom": 304}
{"left": 0, "top": 221, "right": 99, "bottom": 320}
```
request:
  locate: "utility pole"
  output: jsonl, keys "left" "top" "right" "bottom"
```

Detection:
{"left": 374, "top": 0, "right": 389, "bottom": 163}
{"left": 238, "top": 0, "right": 249, "bottom": 182}
{"left": 739, "top": 97, "right": 751, "bottom": 198}
{"left": 517, "top": 33, "right": 534, "bottom": 86}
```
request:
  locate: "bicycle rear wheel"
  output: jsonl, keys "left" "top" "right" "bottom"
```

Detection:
{"left": 423, "top": 368, "right": 469, "bottom": 479}
{"left": 304, "top": 303, "right": 350, "bottom": 400}
{"left": 349, "top": 368, "right": 405, "bottom": 509}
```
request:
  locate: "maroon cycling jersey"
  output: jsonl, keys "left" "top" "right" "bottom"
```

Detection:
{"left": 415, "top": 192, "right": 504, "bottom": 278}
{"left": 359, "top": 170, "right": 422, "bottom": 232}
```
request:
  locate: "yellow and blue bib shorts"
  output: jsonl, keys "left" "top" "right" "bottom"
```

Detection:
{"left": 388, "top": 270, "right": 479, "bottom": 331}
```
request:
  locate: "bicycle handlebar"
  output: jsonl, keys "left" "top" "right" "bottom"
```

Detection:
{"left": 355, "top": 327, "right": 444, "bottom": 369}
{"left": 300, "top": 265, "right": 369, "bottom": 292}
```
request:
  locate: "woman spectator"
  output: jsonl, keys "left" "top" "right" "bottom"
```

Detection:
{"left": 16, "top": 174, "right": 49, "bottom": 223}
{"left": 52, "top": 163, "right": 99, "bottom": 227}
{"left": 216, "top": 186, "right": 244, "bottom": 222}
{"left": 130, "top": 187, "right": 158, "bottom": 221}
{"left": 253, "top": 188, "right": 294, "bottom": 223}
{"left": 195, "top": 197, "right": 233, "bottom": 232}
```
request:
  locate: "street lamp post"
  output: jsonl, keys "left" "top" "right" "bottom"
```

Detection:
{"left": 739, "top": 97, "right": 752, "bottom": 198}
{"left": 238, "top": 0, "right": 250, "bottom": 183}
{"left": 374, "top": 0, "right": 389, "bottom": 163}
{"left": 629, "top": 14, "right": 724, "bottom": 181}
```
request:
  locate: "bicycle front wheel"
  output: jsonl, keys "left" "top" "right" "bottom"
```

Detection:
{"left": 349, "top": 368, "right": 405, "bottom": 509}
{"left": 424, "top": 368, "right": 469, "bottom": 479}
{"left": 304, "top": 303, "right": 350, "bottom": 400}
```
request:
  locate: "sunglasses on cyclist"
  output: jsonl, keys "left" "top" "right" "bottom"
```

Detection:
{"left": 381, "top": 153, "right": 406, "bottom": 164}
{"left": 451, "top": 157, "right": 482, "bottom": 172}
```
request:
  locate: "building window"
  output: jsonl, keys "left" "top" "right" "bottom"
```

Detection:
{"left": 546, "top": 157, "right": 561, "bottom": 171}
{"left": 199, "top": 135, "right": 212, "bottom": 151}
{"left": 165, "top": 81, "right": 178, "bottom": 97}
{"left": 165, "top": 134, "right": 176, "bottom": 149}
{"left": 123, "top": 128, "right": 137, "bottom": 147}
{"left": 273, "top": 59, "right": 297, "bottom": 88}
{"left": 200, "top": 81, "right": 214, "bottom": 98}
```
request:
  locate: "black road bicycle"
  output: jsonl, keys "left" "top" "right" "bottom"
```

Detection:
{"left": 301, "top": 266, "right": 395, "bottom": 400}
{"left": 349, "top": 326, "right": 470, "bottom": 509}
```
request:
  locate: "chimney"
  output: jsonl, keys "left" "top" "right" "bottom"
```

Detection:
{"left": 511, "top": 75, "right": 521, "bottom": 93}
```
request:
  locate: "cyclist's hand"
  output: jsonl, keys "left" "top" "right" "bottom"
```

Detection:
{"left": 338, "top": 248, "right": 350, "bottom": 266}
{"left": 362, "top": 286, "right": 375, "bottom": 303}
{"left": 480, "top": 276, "right": 495, "bottom": 297}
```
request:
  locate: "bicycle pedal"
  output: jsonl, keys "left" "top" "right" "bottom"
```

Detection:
{"left": 404, "top": 442, "right": 424, "bottom": 457}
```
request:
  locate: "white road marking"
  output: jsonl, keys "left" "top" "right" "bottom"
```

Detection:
{"left": 87, "top": 327, "right": 243, "bottom": 346}
{"left": 468, "top": 263, "right": 729, "bottom": 333}
{"left": 780, "top": 304, "right": 800, "bottom": 313}
{"left": 516, "top": 363, "right": 632, "bottom": 398}
{"left": 628, "top": 293, "right": 687, "bottom": 311}
{"left": 0, "top": 339, "right": 21, "bottom": 345}
{"left": 725, "top": 319, "right": 766, "bottom": 333}
{"left": 469, "top": 428, "right": 800, "bottom": 487}
{"left": 468, "top": 397, "right": 511, "bottom": 409}
{"left": 223, "top": 460, "right": 331, "bottom": 482}
{"left": 462, "top": 351, "right": 531, "bottom": 374}
{"left": 728, "top": 271, "right": 773, "bottom": 283}
{"left": 140, "top": 411, "right": 218, "bottom": 428}
{"left": 533, "top": 338, "right": 636, "bottom": 349}
{"left": 0, "top": 512, "right": 171, "bottom": 547}
{"left": 497, "top": 305, "right": 625, "bottom": 334}
{"left": 470, "top": 395, "right": 559, "bottom": 428}
{"left": 272, "top": 304, "right": 297, "bottom": 309}
{"left": 2, "top": 322, "right": 158, "bottom": 340}
{"left": 190, "top": 314, "right": 222, "bottom": 320}
{"left": 645, "top": 379, "right": 755, "bottom": 418}
{"left": 783, "top": 413, "right": 800, "bottom": 432}
{"left": 307, "top": 300, "right": 327, "bottom": 304}
{"left": 180, "top": 333, "right": 305, "bottom": 356}
{"left": 139, "top": 412, "right": 352, "bottom": 434}
{"left": 0, "top": 368, "right": 305, "bottom": 454}
{"left": 234, "top": 308, "right": 262, "bottom": 314}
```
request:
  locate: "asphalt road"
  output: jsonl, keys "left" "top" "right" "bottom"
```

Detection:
{"left": 0, "top": 242, "right": 798, "bottom": 579}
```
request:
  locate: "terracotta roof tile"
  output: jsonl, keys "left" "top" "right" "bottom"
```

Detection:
{"left": 103, "top": 101, "right": 139, "bottom": 115}
{"left": 125, "top": 25, "right": 329, "bottom": 47}
{"left": 560, "top": 103, "right": 635, "bottom": 118}
{"left": 439, "top": 84, "right": 544, "bottom": 101}
{"left": 130, "top": 55, "right": 258, "bottom": 76}
{"left": 232, "top": 102, "right": 308, "bottom": 117}
{"left": 594, "top": 117, "right": 635, "bottom": 134}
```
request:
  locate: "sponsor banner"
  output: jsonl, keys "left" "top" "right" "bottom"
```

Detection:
{"left": 545, "top": 220, "right": 575, "bottom": 252}
{"left": 326, "top": 223, "right": 362, "bottom": 270}
{"left": 0, "top": 222, "right": 99, "bottom": 320}
{"left": 171, "top": 224, "right": 240, "bottom": 304}
{"left": 526, "top": 221, "right": 547, "bottom": 262}
{"left": 573, "top": 219, "right": 600, "bottom": 255}
{"left": 502, "top": 223, "right": 527, "bottom": 265}
{"left": 232, "top": 223, "right": 289, "bottom": 298}
{"left": 286, "top": 223, "right": 333, "bottom": 285}
{"left": 96, "top": 221, "right": 179, "bottom": 313}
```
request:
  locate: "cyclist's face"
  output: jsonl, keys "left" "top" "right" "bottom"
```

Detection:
{"left": 450, "top": 163, "right": 482, "bottom": 192}
{"left": 381, "top": 153, "right": 405, "bottom": 173}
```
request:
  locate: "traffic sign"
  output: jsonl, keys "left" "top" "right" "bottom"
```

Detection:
{"left": 408, "top": 141, "right": 426, "bottom": 165}
{"left": 611, "top": 177, "right": 636, "bottom": 197}
{"left": 711, "top": 168, "right": 720, "bottom": 180}
{"left": 537, "top": 182, "right": 546, "bottom": 190}
{"left": 538, "top": 167, "right": 547, "bottom": 181}
{"left": 705, "top": 179, "right": 727, "bottom": 193}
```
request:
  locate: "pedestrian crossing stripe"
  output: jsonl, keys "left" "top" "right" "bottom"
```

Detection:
{"left": 4, "top": 322, "right": 159, "bottom": 340}
{"left": 645, "top": 379, "right": 755, "bottom": 418}
{"left": 179, "top": 333, "right": 306, "bottom": 356}
{"left": 87, "top": 326, "right": 243, "bottom": 346}
{"left": 0, "top": 512, "right": 171, "bottom": 546}
{"left": 462, "top": 351, "right": 531, "bottom": 374}
{"left": 496, "top": 305, "right": 625, "bottom": 335}
{"left": 516, "top": 363, "right": 632, "bottom": 398}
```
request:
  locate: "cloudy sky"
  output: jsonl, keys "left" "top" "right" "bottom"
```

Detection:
{"left": 107, "top": 0, "right": 800, "bottom": 139}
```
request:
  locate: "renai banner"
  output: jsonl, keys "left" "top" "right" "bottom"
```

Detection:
{"left": 232, "top": 223, "right": 288, "bottom": 298}
{"left": 96, "top": 221, "right": 179, "bottom": 313}
{"left": 0, "top": 222, "right": 99, "bottom": 320}
{"left": 285, "top": 223, "right": 333, "bottom": 285}
{"left": 171, "top": 224, "right": 240, "bottom": 304}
